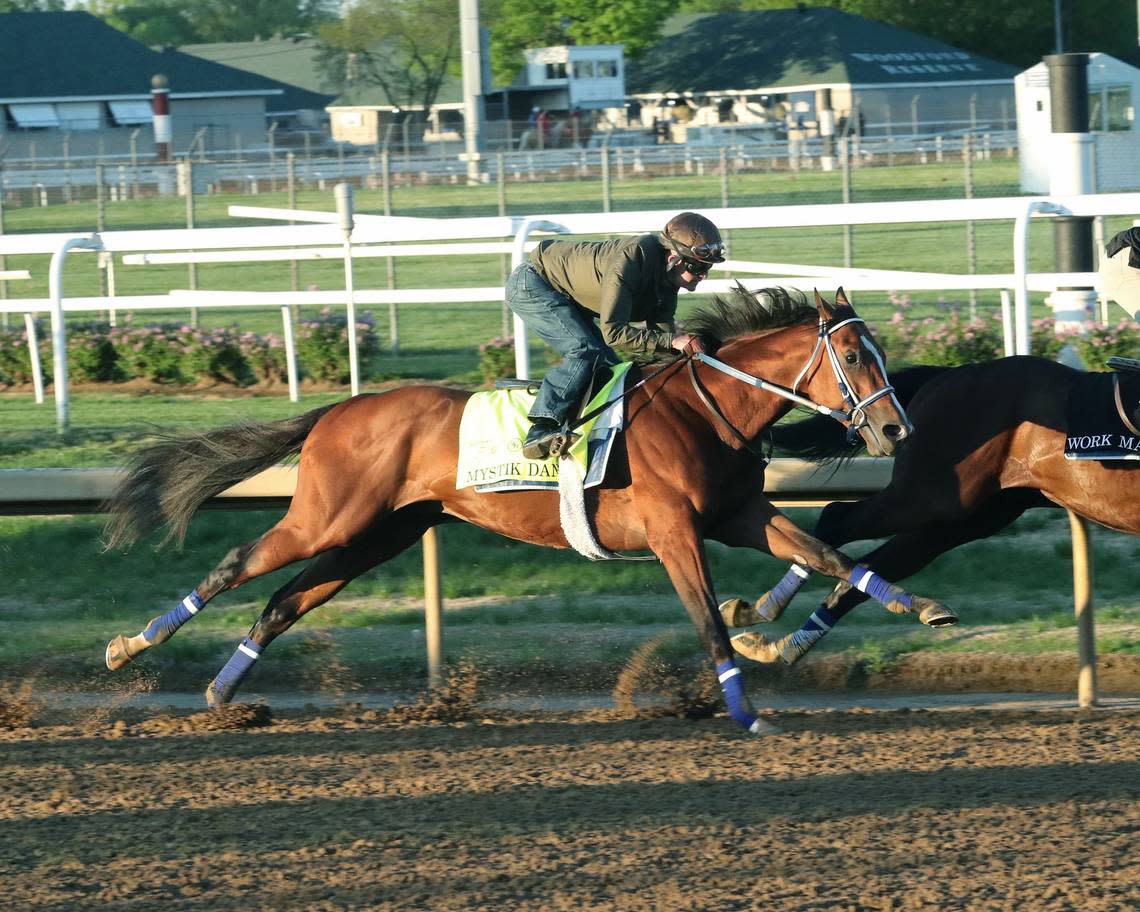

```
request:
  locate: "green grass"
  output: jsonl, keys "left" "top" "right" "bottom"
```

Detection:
{"left": 1, "top": 503, "right": 1136, "bottom": 693}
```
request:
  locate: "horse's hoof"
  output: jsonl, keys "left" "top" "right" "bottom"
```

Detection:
{"left": 915, "top": 598, "right": 958, "bottom": 628}
{"left": 205, "top": 679, "right": 229, "bottom": 709}
{"left": 730, "top": 631, "right": 783, "bottom": 663}
{"left": 105, "top": 634, "right": 135, "bottom": 671}
{"left": 719, "top": 598, "right": 760, "bottom": 627}
{"left": 748, "top": 716, "right": 780, "bottom": 736}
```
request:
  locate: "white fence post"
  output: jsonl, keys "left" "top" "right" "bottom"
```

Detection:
{"left": 48, "top": 235, "right": 101, "bottom": 433}
{"left": 334, "top": 183, "right": 360, "bottom": 397}
{"left": 24, "top": 312, "right": 44, "bottom": 404}
{"left": 281, "top": 305, "right": 299, "bottom": 403}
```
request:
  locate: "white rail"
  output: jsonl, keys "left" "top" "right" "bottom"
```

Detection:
{"left": 2, "top": 192, "right": 1140, "bottom": 430}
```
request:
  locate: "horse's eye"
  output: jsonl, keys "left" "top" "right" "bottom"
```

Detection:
{"left": 845, "top": 351, "right": 859, "bottom": 365}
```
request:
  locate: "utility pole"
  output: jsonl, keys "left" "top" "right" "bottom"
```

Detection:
{"left": 459, "top": 0, "right": 486, "bottom": 184}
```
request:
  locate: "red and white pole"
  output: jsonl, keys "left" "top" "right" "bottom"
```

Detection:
{"left": 151, "top": 73, "right": 171, "bottom": 162}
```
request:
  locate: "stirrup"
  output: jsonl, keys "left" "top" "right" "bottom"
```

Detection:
{"left": 1107, "top": 356, "right": 1140, "bottom": 373}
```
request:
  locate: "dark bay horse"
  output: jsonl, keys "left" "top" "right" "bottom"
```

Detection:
{"left": 103, "top": 286, "right": 942, "bottom": 733}
{"left": 724, "top": 355, "right": 1140, "bottom": 665}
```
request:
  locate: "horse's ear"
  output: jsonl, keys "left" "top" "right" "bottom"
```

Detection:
{"left": 835, "top": 286, "right": 851, "bottom": 308}
{"left": 814, "top": 288, "right": 835, "bottom": 320}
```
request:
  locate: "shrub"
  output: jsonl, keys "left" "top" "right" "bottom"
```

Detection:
{"left": 107, "top": 324, "right": 194, "bottom": 384}
{"left": 1067, "top": 319, "right": 1140, "bottom": 370}
{"left": 887, "top": 311, "right": 1004, "bottom": 366}
{"left": 478, "top": 336, "right": 516, "bottom": 385}
{"left": 295, "top": 308, "right": 380, "bottom": 383}
{"left": 67, "top": 325, "right": 122, "bottom": 382}
{"left": 0, "top": 324, "right": 41, "bottom": 385}
{"left": 236, "top": 331, "right": 289, "bottom": 384}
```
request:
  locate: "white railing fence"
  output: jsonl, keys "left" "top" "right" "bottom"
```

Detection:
{"left": 2, "top": 192, "right": 1140, "bottom": 433}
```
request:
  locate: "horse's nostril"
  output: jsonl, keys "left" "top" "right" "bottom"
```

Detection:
{"left": 884, "top": 423, "right": 905, "bottom": 440}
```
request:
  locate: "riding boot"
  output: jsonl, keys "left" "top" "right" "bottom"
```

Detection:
{"left": 522, "top": 418, "right": 563, "bottom": 460}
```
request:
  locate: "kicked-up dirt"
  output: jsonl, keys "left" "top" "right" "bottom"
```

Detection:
{"left": 1, "top": 669, "right": 1138, "bottom": 912}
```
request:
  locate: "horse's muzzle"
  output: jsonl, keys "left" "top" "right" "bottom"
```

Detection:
{"left": 859, "top": 420, "right": 908, "bottom": 456}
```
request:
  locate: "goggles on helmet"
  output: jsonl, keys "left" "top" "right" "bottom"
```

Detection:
{"left": 664, "top": 233, "right": 725, "bottom": 265}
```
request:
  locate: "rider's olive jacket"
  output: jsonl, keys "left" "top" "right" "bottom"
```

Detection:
{"left": 529, "top": 234, "right": 677, "bottom": 354}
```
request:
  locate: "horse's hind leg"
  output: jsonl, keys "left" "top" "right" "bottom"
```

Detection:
{"left": 105, "top": 507, "right": 377, "bottom": 671}
{"left": 711, "top": 493, "right": 952, "bottom": 662}
{"left": 206, "top": 506, "right": 439, "bottom": 706}
{"left": 737, "top": 491, "right": 1037, "bottom": 664}
{"left": 105, "top": 537, "right": 264, "bottom": 670}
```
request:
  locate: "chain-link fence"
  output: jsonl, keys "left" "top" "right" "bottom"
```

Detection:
{"left": 2, "top": 121, "right": 1124, "bottom": 347}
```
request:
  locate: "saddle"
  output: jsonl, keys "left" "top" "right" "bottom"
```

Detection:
{"left": 456, "top": 363, "right": 632, "bottom": 492}
{"left": 1063, "top": 370, "right": 1140, "bottom": 461}
{"left": 496, "top": 364, "right": 620, "bottom": 460}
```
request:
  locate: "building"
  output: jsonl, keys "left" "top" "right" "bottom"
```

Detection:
{"left": 626, "top": 7, "right": 1019, "bottom": 142}
{"left": 0, "top": 11, "right": 332, "bottom": 160}
{"left": 178, "top": 35, "right": 338, "bottom": 141}
{"left": 1016, "top": 53, "right": 1140, "bottom": 193}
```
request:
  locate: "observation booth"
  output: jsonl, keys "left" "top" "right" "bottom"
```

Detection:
{"left": 1016, "top": 53, "right": 1140, "bottom": 193}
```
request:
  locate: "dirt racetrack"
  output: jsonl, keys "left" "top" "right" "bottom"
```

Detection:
{"left": 2, "top": 691, "right": 1139, "bottom": 912}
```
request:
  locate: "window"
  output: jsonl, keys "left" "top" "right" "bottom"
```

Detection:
{"left": 1106, "top": 87, "right": 1132, "bottom": 132}
{"left": 596, "top": 60, "right": 618, "bottom": 78}
{"left": 7, "top": 103, "right": 60, "bottom": 128}
{"left": 56, "top": 101, "right": 102, "bottom": 131}
{"left": 108, "top": 100, "right": 153, "bottom": 126}
{"left": 1089, "top": 85, "right": 1133, "bottom": 132}
{"left": 545, "top": 62, "right": 567, "bottom": 80}
{"left": 572, "top": 60, "right": 594, "bottom": 79}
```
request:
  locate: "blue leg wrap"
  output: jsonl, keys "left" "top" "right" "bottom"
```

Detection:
{"left": 801, "top": 604, "right": 839, "bottom": 634}
{"left": 716, "top": 660, "right": 758, "bottom": 730}
{"left": 211, "top": 637, "right": 262, "bottom": 696}
{"left": 142, "top": 591, "right": 205, "bottom": 644}
{"left": 757, "top": 564, "right": 811, "bottom": 620}
{"left": 848, "top": 566, "right": 912, "bottom": 611}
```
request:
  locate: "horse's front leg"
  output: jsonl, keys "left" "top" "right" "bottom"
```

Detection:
{"left": 644, "top": 509, "right": 778, "bottom": 735}
{"left": 711, "top": 496, "right": 951, "bottom": 665}
{"left": 720, "top": 495, "right": 890, "bottom": 627}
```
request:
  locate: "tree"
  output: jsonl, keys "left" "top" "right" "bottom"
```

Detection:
{"left": 0, "top": 0, "right": 66, "bottom": 10}
{"left": 317, "top": 0, "right": 461, "bottom": 119}
{"left": 489, "top": 0, "right": 673, "bottom": 86}
{"left": 81, "top": 0, "right": 338, "bottom": 45}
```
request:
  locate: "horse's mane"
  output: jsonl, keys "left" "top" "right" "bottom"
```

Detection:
{"left": 685, "top": 285, "right": 823, "bottom": 352}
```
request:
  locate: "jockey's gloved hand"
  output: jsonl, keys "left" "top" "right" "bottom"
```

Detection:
{"left": 671, "top": 333, "right": 704, "bottom": 356}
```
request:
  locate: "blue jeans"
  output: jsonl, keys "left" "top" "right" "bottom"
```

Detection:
{"left": 505, "top": 263, "right": 619, "bottom": 424}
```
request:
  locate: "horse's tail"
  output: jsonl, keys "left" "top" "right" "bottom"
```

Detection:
{"left": 773, "top": 364, "right": 951, "bottom": 462}
{"left": 103, "top": 404, "right": 337, "bottom": 550}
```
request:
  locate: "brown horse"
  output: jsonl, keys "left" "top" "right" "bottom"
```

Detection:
{"left": 103, "top": 286, "right": 942, "bottom": 733}
{"left": 725, "top": 356, "right": 1140, "bottom": 665}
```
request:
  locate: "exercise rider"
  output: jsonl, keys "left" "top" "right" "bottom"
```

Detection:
{"left": 505, "top": 211, "right": 726, "bottom": 460}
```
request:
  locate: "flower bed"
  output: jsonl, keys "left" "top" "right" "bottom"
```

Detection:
{"left": 0, "top": 309, "right": 380, "bottom": 387}
{"left": 878, "top": 293, "right": 1140, "bottom": 369}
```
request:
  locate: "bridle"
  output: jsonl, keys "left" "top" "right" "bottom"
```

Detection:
{"left": 691, "top": 314, "right": 898, "bottom": 447}
{"left": 564, "top": 313, "right": 899, "bottom": 453}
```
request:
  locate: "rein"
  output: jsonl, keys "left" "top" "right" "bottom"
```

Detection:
{"left": 566, "top": 315, "right": 895, "bottom": 451}
{"left": 566, "top": 356, "right": 690, "bottom": 432}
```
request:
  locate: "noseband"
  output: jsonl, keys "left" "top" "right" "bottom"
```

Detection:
{"left": 691, "top": 315, "right": 896, "bottom": 446}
